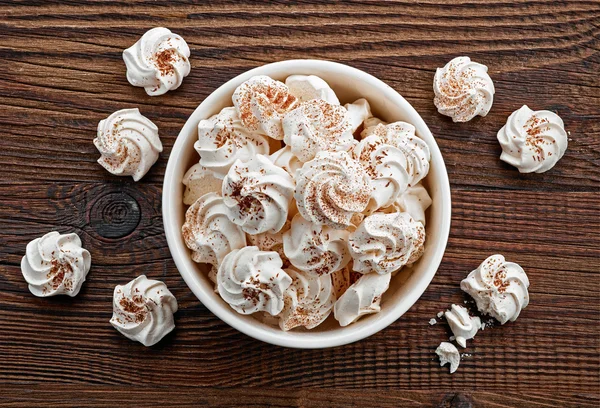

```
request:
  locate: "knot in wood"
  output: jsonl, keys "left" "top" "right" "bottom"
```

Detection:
{"left": 89, "top": 191, "right": 141, "bottom": 238}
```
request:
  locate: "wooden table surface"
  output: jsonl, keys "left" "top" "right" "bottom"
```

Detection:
{"left": 1, "top": 1, "right": 599, "bottom": 407}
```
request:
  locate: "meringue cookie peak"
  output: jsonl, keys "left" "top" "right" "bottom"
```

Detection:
{"left": 295, "top": 151, "right": 373, "bottom": 229}
{"left": 283, "top": 214, "right": 351, "bottom": 276}
{"left": 247, "top": 219, "right": 291, "bottom": 268}
{"left": 195, "top": 107, "right": 270, "bottom": 179}
{"left": 123, "top": 27, "right": 191, "bottom": 96}
{"left": 217, "top": 246, "right": 292, "bottom": 315}
{"left": 497, "top": 105, "right": 568, "bottom": 173}
{"left": 461, "top": 254, "right": 530, "bottom": 324}
{"left": 95, "top": 108, "right": 162, "bottom": 181}
{"left": 334, "top": 272, "right": 391, "bottom": 326}
{"left": 182, "top": 163, "right": 222, "bottom": 205}
{"left": 233, "top": 75, "right": 297, "bottom": 140}
{"left": 182, "top": 192, "right": 247, "bottom": 266}
{"left": 433, "top": 56, "right": 494, "bottom": 122}
{"left": 349, "top": 212, "right": 425, "bottom": 275}
{"left": 110, "top": 275, "right": 178, "bottom": 347}
{"left": 283, "top": 99, "right": 354, "bottom": 162}
{"left": 222, "top": 155, "right": 295, "bottom": 234}
{"left": 279, "top": 268, "right": 336, "bottom": 331}
{"left": 285, "top": 75, "right": 340, "bottom": 105}
{"left": 444, "top": 304, "right": 482, "bottom": 348}
{"left": 344, "top": 98, "right": 372, "bottom": 134}
{"left": 21, "top": 231, "right": 91, "bottom": 297}
{"left": 436, "top": 342, "right": 460, "bottom": 374}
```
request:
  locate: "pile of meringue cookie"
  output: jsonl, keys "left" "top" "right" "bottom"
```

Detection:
{"left": 18, "top": 27, "right": 568, "bottom": 356}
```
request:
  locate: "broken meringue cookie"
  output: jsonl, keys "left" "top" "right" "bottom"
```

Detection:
{"left": 123, "top": 27, "right": 191, "bottom": 96}
{"left": 436, "top": 342, "right": 460, "bottom": 374}
{"left": 110, "top": 275, "right": 178, "bottom": 347}
{"left": 333, "top": 272, "right": 391, "bottom": 326}
{"left": 182, "top": 163, "right": 222, "bottom": 205}
{"left": 94, "top": 108, "right": 162, "bottom": 181}
{"left": 285, "top": 74, "right": 340, "bottom": 105}
{"left": 444, "top": 304, "right": 482, "bottom": 348}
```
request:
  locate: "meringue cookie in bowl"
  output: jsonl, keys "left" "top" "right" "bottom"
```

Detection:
{"left": 497, "top": 105, "right": 568, "bottom": 173}
{"left": 381, "top": 183, "right": 432, "bottom": 226}
{"left": 95, "top": 108, "right": 162, "bottom": 181}
{"left": 233, "top": 75, "right": 297, "bottom": 140}
{"left": 349, "top": 212, "right": 425, "bottom": 275}
{"left": 444, "top": 304, "right": 482, "bottom": 348}
{"left": 461, "top": 254, "right": 530, "bottom": 324}
{"left": 295, "top": 151, "right": 373, "bottom": 230}
{"left": 21, "top": 231, "right": 91, "bottom": 297}
{"left": 195, "top": 107, "right": 270, "bottom": 179}
{"left": 283, "top": 214, "right": 350, "bottom": 276}
{"left": 344, "top": 98, "right": 372, "bottom": 134}
{"left": 123, "top": 27, "right": 190, "bottom": 96}
{"left": 269, "top": 146, "right": 303, "bottom": 177}
{"left": 222, "top": 155, "right": 295, "bottom": 234}
{"left": 182, "top": 163, "right": 222, "bottom": 205}
{"left": 247, "top": 219, "right": 291, "bottom": 267}
{"left": 433, "top": 56, "right": 494, "bottom": 122}
{"left": 285, "top": 74, "right": 340, "bottom": 105}
{"left": 182, "top": 192, "right": 246, "bottom": 266}
{"left": 283, "top": 99, "right": 354, "bottom": 162}
{"left": 334, "top": 272, "right": 391, "bottom": 326}
{"left": 217, "top": 246, "right": 292, "bottom": 315}
{"left": 110, "top": 275, "right": 178, "bottom": 347}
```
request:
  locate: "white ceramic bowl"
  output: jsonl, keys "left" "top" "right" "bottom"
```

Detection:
{"left": 163, "top": 59, "right": 451, "bottom": 348}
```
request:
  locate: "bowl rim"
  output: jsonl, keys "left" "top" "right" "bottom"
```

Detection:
{"left": 163, "top": 59, "right": 451, "bottom": 349}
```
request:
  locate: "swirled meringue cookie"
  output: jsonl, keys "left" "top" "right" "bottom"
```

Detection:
{"left": 123, "top": 27, "right": 191, "bottom": 96}
{"left": 295, "top": 151, "right": 373, "bottom": 229}
{"left": 436, "top": 342, "right": 460, "bottom": 374}
{"left": 361, "top": 117, "right": 387, "bottom": 136}
{"left": 222, "top": 155, "right": 294, "bottom": 234}
{"left": 444, "top": 304, "right": 482, "bottom": 348}
{"left": 285, "top": 75, "right": 340, "bottom": 105}
{"left": 94, "top": 108, "right": 162, "bottom": 181}
{"left": 233, "top": 75, "right": 297, "bottom": 140}
{"left": 182, "top": 163, "right": 222, "bottom": 205}
{"left": 217, "top": 246, "right": 292, "bottom": 315}
{"left": 433, "top": 56, "right": 494, "bottom": 122}
{"left": 279, "top": 268, "right": 336, "bottom": 331}
{"left": 110, "top": 275, "right": 178, "bottom": 347}
{"left": 21, "top": 231, "right": 91, "bottom": 297}
{"left": 361, "top": 122, "right": 430, "bottom": 189}
{"left": 283, "top": 99, "right": 354, "bottom": 162}
{"left": 182, "top": 192, "right": 246, "bottom": 266}
{"left": 283, "top": 214, "right": 351, "bottom": 276}
{"left": 497, "top": 105, "right": 568, "bottom": 173}
{"left": 195, "top": 107, "right": 270, "bottom": 179}
{"left": 349, "top": 212, "right": 425, "bottom": 275}
{"left": 461, "top": 254, "right": 530, "bottom": 324}
{"left": 334, "top": 272, "right": 391, "bottom": 326}
{"left": 381, "top": 183, "right": 432, "bottom": 226}
{"left": 247, "top": 219, "right": 291, "bottom": 267}
{"left": 269, "top": 146, "right": 303, "bottom": 177}
{"left": 344, "top": 98, "right": 372, "bottom": 134}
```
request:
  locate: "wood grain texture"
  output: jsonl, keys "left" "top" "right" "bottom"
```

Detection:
{"left": 0, "top": 1, "right": 599, "bottom": 407}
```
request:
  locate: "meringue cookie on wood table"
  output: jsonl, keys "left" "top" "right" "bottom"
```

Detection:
{"left": 94, "top": 108, "right": 162, "bottom": 181}
{"left": 444, "top": 304, "right": 482, "bottom": 348}
{"left": 285, "top": 75, "right": 340, "bottom": 105}
{"left": 110, "top": 275, "right": 178, "bottom": 347}
{"left": 21, "top": 231, "right": 91, "bottom": 297}
{"left": 436, "top": 342, "right": 460, "bottom": 374}
{"left": 433, "top": 56, "right": 494, "bottom": 122}
{"left": 123, "top": 27, "right": 191, "bottom": 96}
{"left": 497, "top": 105, "right": 568, "bottom": 173}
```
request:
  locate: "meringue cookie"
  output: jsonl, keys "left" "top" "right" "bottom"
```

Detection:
{"left": 361, "top": 117, "right": 387, "bottom": 136}
{"left": 182, "top": 192, "right": 247, "bottom": 266}
{"left": 222, "top": 155, "right": 295, "bottom": 234}
{"left": 361, "top": 122, "right": 430, "bottom": 189}
{"left": 433, "top": 56, "right": 494, "bottom": 122}
{"left": 461, "top": 254, "right": 530, "bottom": 324}
{"left": 334, "top": 272, "right": 391, "bottom": 326}
{"left": 344, "top": 98, "right": 372, "bottom": 134}
{"left": 21, "top": 231, "right": 91, "bottom": 297}
{"left": 110, "top": 275, "right": 178, "bottom": 347}
{"left": 279, "top": 268, "right": 336, "bottom": 331}
{"left": 349, "top": 212, "right": 425, "bottom": 275}
{"left": 283, "top": 214, "right": 351, "bottom": 276}
{"left": 123, "top": 27, "right": 191, "bottom": 96}
{"left": 232, "top": 75, "right": 297, "bottom": 140}
{"left": 217, "top": 246, "right": 292, "bottom": 315}
{"left": 285, "top": 75, "right": 340, "bottom": 105}
{"left": 497, "top": 105, "right": 568, "bottom": 173}
{"left": 295, "top": 151, "right": 373, "bottom": 229}
{"left": 195, "top": 107, "right": 270, "bottom": 179}
{"left": 283, "top": 99, "right": 354, "bottom": 162}
{"left": 444, "top": 304, "right": 482, "bottom": 348}
{"left": 269, "top": 146, "right": 303, "bottom": 177}
{"left": 381, "top": 183, "right": 432, "bottom": 226}
{"left": 436, "top": 342, "right": 460, "bottom": 374}
{"left": 94, "top": 108, "right": 162, "bottom": 181}
{"left": 182, "top": 163, "right": 222, "bottom": 205}
{"left": 247, "top": 219, "right": 291, "bottom": 267}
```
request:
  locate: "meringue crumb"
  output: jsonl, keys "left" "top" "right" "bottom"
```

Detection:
{"left": 429, "top": 318, "right": 437, "bottom": 326}
{"left": 437, "top": 311, "right": 444, "bottom": 318}
{"left": 436, "top": 342, "right": 460, "bottom": 374}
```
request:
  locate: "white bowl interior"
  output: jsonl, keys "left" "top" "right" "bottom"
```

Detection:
{"left": 163, "top": 60, "right": 451, "bottom": 348}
